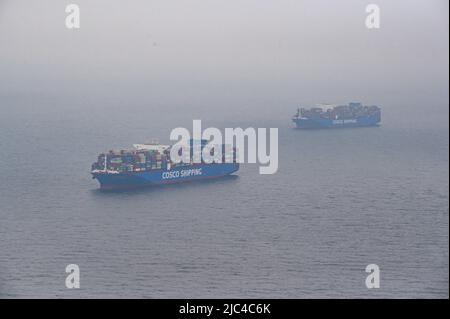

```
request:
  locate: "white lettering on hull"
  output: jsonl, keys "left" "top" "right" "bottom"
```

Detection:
{"left": 161, "top": 168, "right": 202, "bottom": 180}
{"left": 332, "top": 119, "right": 358, "bottom": 125}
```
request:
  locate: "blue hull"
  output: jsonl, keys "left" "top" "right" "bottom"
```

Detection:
{"left": 293, "top": 115, "right": 380, "bottom": 129}
{"left": 92, "top": 163, "right": 239, "bottom": 189}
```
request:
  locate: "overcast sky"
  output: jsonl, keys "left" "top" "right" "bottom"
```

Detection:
{"left": 0, "top": 0, "right": 448, "bottom": 112}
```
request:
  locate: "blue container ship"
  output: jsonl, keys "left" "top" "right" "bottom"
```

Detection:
{"left": 292, "top": 102, "right": 381, "bottom": 129}
{"left": 91, "top": 140, "right": 239, "bottom": 189}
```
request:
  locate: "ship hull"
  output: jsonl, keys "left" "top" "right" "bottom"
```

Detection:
{"left": 92, "top": 163, "right": 239, "bottom": 190}
{"left": 293, "top": 114, "right": 380, "bottom": 129}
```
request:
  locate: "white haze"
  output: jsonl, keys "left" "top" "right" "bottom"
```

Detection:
{"left": 0, "top": 0, "right": 448, "bottom": 126}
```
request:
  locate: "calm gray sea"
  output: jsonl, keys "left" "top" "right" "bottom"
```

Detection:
{"left": 0, "top": 96, "right": 448, "bottom": 298}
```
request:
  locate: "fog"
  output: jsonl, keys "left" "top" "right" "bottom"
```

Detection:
{"left": 0, "top": 0, "right": 448, "bottom": 124}
{"left": 0, "top": 1, "right": 448, "bottom": 298}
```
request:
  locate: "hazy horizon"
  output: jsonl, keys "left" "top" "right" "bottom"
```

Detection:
{"left": 0, "top": 0, "right": 448, "bottom": 119}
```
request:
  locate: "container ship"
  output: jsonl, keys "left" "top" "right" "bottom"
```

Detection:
{"left": 91, "top": 140, "right": 239, "bottom": 190}
{"left": 292, "top": 102, "right": 381, "bottom": 129}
